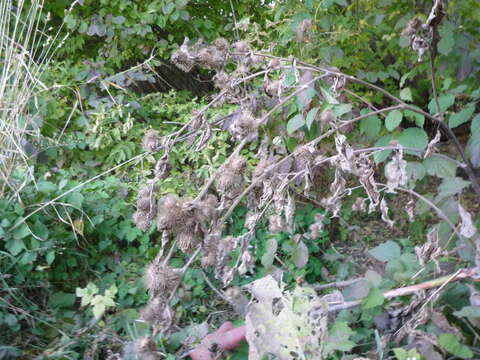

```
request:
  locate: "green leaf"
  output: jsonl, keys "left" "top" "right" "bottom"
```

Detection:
{"left": 291, "top": 241, "right": 309, "bottom": 268}
{"left": 454, "top": 306, "right": 480, "bottom": 318}
{"left": 437, "top": 22, "right": 455, "bottom": 56}
{"left": 385, "top": 110, "right": 403, "bottom": 131}
{"left": 93, "top": 303, "right": 106, "bottom": 320}
{"left": 438, "top": 333, "right": 473, "bottom": 359}
{"left": 397, "top": 128, "right": 428, "bottom": 153}
{"left": 428, "top": 93, "right": 455, "bottom": 114}
{"left": 261, "top": 238, "right": 277, "bottom": 268}
{"left": 105, "top": 284, "right": 118, "bottom": 298}
{"left": 360, "top": 114, "right": 381, "bottom": 139}
{"left": 406, "top": 161, "right": 426, "bottom": 184}
{"left": 13, "top": 223, "right": 30, "bottom": 240}
{"left": 46, "top": 251, "right": 55, "bottom": 265}
{"left": 324, "top": 321, "right": 355, "bottom": 354}
{"left": 305, "top": 107, "right": 320, "bottom": 130}
{"left": 287, "top": 114, "right": 305, "bottom": 134}
{"left": 162, "top": 3, "right": 175, "bottom": 15}
{"left": 37, "top": 181, "right": 57, "bottom": 194}
{"left": 6, "top": 238, "right": 25, "bottom": 256}
{"left": 393, "top": 348, "right": 422, "bottom": 360}
{"left": 363, "top": 287, "right": 384, "bottom": 309}
{"left": 423, "top": 156, "right": 457, "bottom": 178}
{"left": 438, "top": 177, "right": 470, "bottom": 198}
{"left": 369, "top": 240, "right": 401, "bottom": 262}
{"left": 449, "top": 103, "right": 475, "bottom": 128}
{"left": 333, "top": 104, "right": 352, "bottom": 117}
{"left": 373, "top": 134, "right": 393, "bottom": 164}
{"left": 466, "top": 130, "right": 480, "bottom": 167}
{"left": 471, "top": 113, "right": 480, "bottom": 135}
{"left": 404, "top": 107, "right": 425, "bottom": 128}
{"left": 400, "top": 87, "right": 413, "bottom": 102}
{"left": 319, "top": 85, "right": 339, "bottom": 104}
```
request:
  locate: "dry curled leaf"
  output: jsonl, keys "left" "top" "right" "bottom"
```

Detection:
{"left": 458, "top": 204, "right": 477, "bottom": 238}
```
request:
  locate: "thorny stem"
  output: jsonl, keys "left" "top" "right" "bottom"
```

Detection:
{"left": 327, "top": 267, "right": 478, "bottom": 312}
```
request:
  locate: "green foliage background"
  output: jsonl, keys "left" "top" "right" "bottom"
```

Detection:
{"left": 1, "top": 0, "right": 480, "bottom": 359}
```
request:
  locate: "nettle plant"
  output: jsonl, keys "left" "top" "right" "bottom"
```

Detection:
{"left": 128, "top": 4, "right": 480, "bottom": 359}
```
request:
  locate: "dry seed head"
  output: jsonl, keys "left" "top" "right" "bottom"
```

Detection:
{"left": 233, "top": 40, "right": 249, "bottom": 52}
{"left": 268, "top": 214, "right": 285, "bottom": 233}
{"left": 195, "top": 47, "right": 214, "bottom": 68}
{"left": 201, "top": 252, "right": 216, "bottom": 268}
{"left": 133, "top": 211, "right": 152, "bottom": 232}
{"left": 144, "top": 263, "right": 181, "bottom": 295}
{"left": 138, "top": 184, "right": 159, "bottom": 199}
{"left": 177, "top": 230, "right": 197, "bottom": 253}
{"left": 157, "top": 194, "right": 185, "bottom": 230}
{"left": 140, "top": 296, "right": 166, "bottom": 325}
{"left": 171, "top": 46, "right": 195, "bottom": 72}
{"left": 213, "top": 71, "right": 230, "bottom": 89}
{"left": 137, "top": 197, "right": 152, "bottom": 212}
{"left": 228, "top": 154, "right": 247, "bottom": 172}
{"left": 199, "top": 194, "right": 218, "bottom": 219}
{"left": 142, "top": 129, "right": 161, "bottom": 152}
{"left": 134, "top": 337, "right": 158, "bottom": 355}
{"left": 213, "top": 37, "right": 229, "bottom": 52}
{"left": 264, "top": 79, "right": 282, "bottom": 97}
{"left": 234, "top": 110, "right": 259, "bottom": 142}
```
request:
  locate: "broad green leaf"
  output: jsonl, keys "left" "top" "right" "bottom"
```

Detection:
{"left": 393, "top": 348, "right": 422, "bottom": 360}
{"left": 305, "top": 107, "right": 320, "bottom": 130}
{"left": 404, "top": 107, "right": 425, "bottom": 128}
{"left": 399, "top": 87, "right": 412, "bottom": 102}
{"left": 471, "top": 113, "right": 480, "bottom": 135}
{"left": 333, "top": 104, "right": 352, "bottom": 117}
{"left": 373, "top": 134, "right": 393, "bottom": 164}
{"left": 287, "top": 114, "right": 305, "bottom": 134}
{"left": 397, "top": 128, "right": 428, "bottom": 153}
{"left": 423, "top": 156, "right": 457, "bottom": 178}
{"left": 438, "top": 177, "right": 470, "bottom": 198}
{"left": 6, "top": 238, "right": 25, "bottom": 256}
{"left": 438, "top": 333, "right": 473, "bottom": 359}
{"left": 46, "top": 251, "right": 55, "bottom": 265}
{"left": 363, "top": 287, "right": 384, "bottom": 309}
{"left": 369, "top": 240, "right": 401, "bottom": 262}
{"left": 37, "top": 181, "right": 57, "bottom": 194}
{"left": 291, "top": 241, "right": 309, "bottom": 268}
{"left": 449, "top": 103, "right": 475, "bottom": 128}
{"left": 261, "top": 238, "right": 277, "bottom": 268}
{"left": 93, "top": 303, "right": 106, "bottom": 320}
{"left": 428, "top": 93, "right": 455, "bottom": 114}
{"left": 454, "top": 306, "right": 480, "bottom": 318}
{"left": 360, "top": 114, "right": 381, "bottom": 139}
{"left": 406, "top": 161, "right": 426, "bottom": 184}
{"left": 105, "top": 284, "right": 118, "bottom": 298}
{"left": 385, "top": 110, "right": 403, "bottom": 131}
{"left": 466, "top": 131, "right": 480, "bottom": 167}
{"left": 319, "top": 85, "right": 339, "bottom": 104}
{"left": 324, "top": 321, "right": 355, "bottom": 354}
{"left": 162, "top": 3, "right": 175, "bottom": 15}
{"left": 13, "top": 223, "right": 30, "bottom": 240}
{"left": 437, "top": 22, "right": 455, "bottom": 56}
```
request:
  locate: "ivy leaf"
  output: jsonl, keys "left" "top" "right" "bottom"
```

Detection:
{"left": 363, "top": 287, "right": 384, "bottom": 309}
{"left": 287, "top": 114, "right": 305, "bottom": 134}
{"left": 369, "top": 240, "right": 401, "bottom": 262}
{"left": 397, "top": 128, "right": 428, "bottom": 153}
{"left": 385, "top": 110, "right": 403, "bottom": 131}
{"left": 423, "top": 156, "right": 457, "bottom": 178}
{"left": 400, "top": 87, "right": 413, "bottom": 102}
{"left": 438, "top": 177, "right": 470, "bottom": 198}
{"left": 449, "top": 103, "right": 475, "bottom": 128}
{"left": 5, "top": 238, "right": 25, "bottom": 256}
{"left": 305, "top": 107, "right": 320, "bottom": 130}
{"left": 46, "top": 251, "right": 55, "bottom": 265}
{"left": 438, "top": 333, "right": 473, "bottom": 359}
